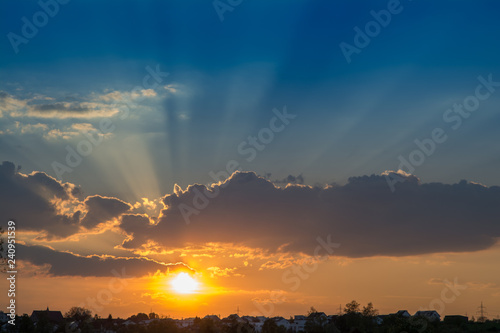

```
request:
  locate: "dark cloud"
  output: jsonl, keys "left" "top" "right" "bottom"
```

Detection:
{"left": 270, "top": 174, "right": 304, "bottom": 185}
{"left": 120, "top": 214, "right": 154, "bottom": 249}
{"left": 17, "top": 244, "right": 188, "bottom": 277}
{"left": 81, "top": 195, "right": 131, "bottom": 229}
{"left": 32, "top": 102, "right": 89, "bottom": 113}
{"left": 3, "top": 159, "right": 499, "bottom": 258}
{"left": 120, "top": 171, "right": 500, "bottom": 258}
{"left": 0, "top": 161, "right": 82, "bottom": 238}
{"left": 0, "top": 161, "right": 128, "bottom": 239}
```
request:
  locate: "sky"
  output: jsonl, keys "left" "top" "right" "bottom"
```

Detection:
{"left": 1, "top": 0, "right": 500, "bottom": 320}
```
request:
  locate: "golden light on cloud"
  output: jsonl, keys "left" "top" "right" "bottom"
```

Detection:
{"left": 170, "top": 272, "right": 200, "bottom": 294}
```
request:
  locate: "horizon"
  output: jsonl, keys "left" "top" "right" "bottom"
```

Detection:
{"left": 1, "top": 0, "right": 500, "bottom": 328}
{"left": 11, "top": 304, "right": 487, "bottom": 320}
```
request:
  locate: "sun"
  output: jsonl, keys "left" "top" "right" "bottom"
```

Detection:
{"left": 170, "top": 272, "right": 199, "bottom": 294}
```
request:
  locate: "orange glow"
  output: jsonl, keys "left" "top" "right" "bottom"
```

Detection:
{"left": 170, "top": 272, "right": 199, "bottom": 294}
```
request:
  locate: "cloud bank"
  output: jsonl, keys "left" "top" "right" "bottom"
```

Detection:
{"left": 2, "top": 160, "right": 499, "bottom": 259}
{"left": 0, "top": 161, "right": 130, "bottom": 239}
{"left": 17, "top": 244, "right": 187, "bottom": 277}
{"left": 121, "top": 171, "right": 500, "bottom": 258}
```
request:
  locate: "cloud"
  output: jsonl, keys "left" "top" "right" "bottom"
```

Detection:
{"left": 17, "top": 244, "right": 187, "bottom": 277}
{"left": 120, "top": 214, "right": 154, "bottom": 249}
{"left": 1, "top": 87, "right": 164, "bottom": 121}
{"left": 269, "top": 173, "right": 304, "bottom": 186}
{"left": 0, "top": 161, "right": 83, "bottom": 238}
{"left": 0, "top": 91, "right": 27, "bottom": 116}
{"left": 3, "top": 160, "right": 500, "bottom": 259}
{"left": 163, "top": 84, "right": 183, "bottom": 94}
{"left": 18, "top": 101, "right": 120, "bottom": 119}
{"left": 1, "top": 95, "right": 118, "bottom": 119}
{"left": 120, "top": 171, "right": 500, "bottom": 258}
{"left": 18, "top": 122, "right": 49, "bottom": 134}
{"left": 206, "top": 266, "right": 243, "bottom": 278}
{"left": 98, "top": 89, "right": 159, "bottom": 103}
{"left": 0, "top": 161, "right": 131, "bottom": 239}
{"left": 81, "top": 195, "right": 132, "bottom": 229}
{"left": 0, "top": 121, "right": 106, "bottom": 140}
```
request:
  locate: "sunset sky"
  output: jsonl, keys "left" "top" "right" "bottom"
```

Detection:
{"left": 1, "top": 0, "right": 500, "bottom": 320}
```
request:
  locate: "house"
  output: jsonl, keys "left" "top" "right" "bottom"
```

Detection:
{"left": 204, "top": 315, "right": 221, "bottom": 322}
{"left": 223, "top": 314, "right": 245, "bottom": 323}
{"left": 291, "top": 315, "right": 308, "bottom": 332}
{"left": 274, "top": 317, "right": 291, "bottom": 330}
{"left": 443, "top": 315, "right": 468, "bottom": 325}
{"left": 177, "top": 317, "right": 196, "bottom": 328}
{"left": 327, "top": 315, "right": 338, "bottom": 321}
{"left": 374, "top": 316, "right": 385, "bottom": 325}
{"left": 30, "top": 307, "right": 64, "bottom": 325}
{"left": 241, "top": 315, "right": 258, "bottom": 323}
{"left": 252, "top": 317, "right": 266, "bottom": 332}
{"left": 395, "top": 310, "right": 411, "bottom": 318}
{"left": 414, "top": 311, "right": 440, "bottom": 322}
{"left": 256, "top": 316, "right": 267, "bottom": 322}
{"left": 307, "top": 312, "right": 327, "bottom": 322}
{"left": 306, "top": 312, "right": 328, "bottom": 329}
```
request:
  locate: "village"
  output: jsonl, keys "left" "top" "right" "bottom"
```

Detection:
{"left": 1, "top": 303, "right": 499, "bottom": 333}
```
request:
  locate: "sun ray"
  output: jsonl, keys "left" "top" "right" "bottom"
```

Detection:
{"left": 170, "top": 272, "right": 199, "bottom": 294}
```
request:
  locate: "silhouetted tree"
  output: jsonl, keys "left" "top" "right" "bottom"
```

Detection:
{"left": 307, "top": 307, "right": 318, "bottom": 316}
{"left": 33, "top": 312, "right": 52, "bottom": 333}
{"left": 343, "top": 300, "right": 360, "bottom": 315}
{"left": 361, "top": 302, "right": 378, "bottom": 317}
{"left": 224, "top": 318, "right": 255, "bottom": 333}
{"left": 198, "top": 317, "right": 221, "bottom": 333}
{"left": 147, "top": 318, "right": 179, "bottom": 333}
{"left": 129, "top": 312, "right": 149, "bottom": 322}
{"left": 262, "top": 319, "right": 280, "bottom": 333}
{"left": 65, "top": 306, "right": 92, "bottom": 322}
{"left": 18, "top": 314, "right": 35, "bottom": 333}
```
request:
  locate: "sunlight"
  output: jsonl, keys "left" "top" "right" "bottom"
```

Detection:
{"left": 99, "top": 135, "right": 164, "bottom": 205}
{"left": 170, "top": 272, "right": 199, "bottom": 294}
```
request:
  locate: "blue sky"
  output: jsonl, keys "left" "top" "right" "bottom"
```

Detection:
{"left": 2, "top": 0, "right": 500, "bottom": 201}
{"left": 4, "top": 0, "right": 500, "bottom": 319}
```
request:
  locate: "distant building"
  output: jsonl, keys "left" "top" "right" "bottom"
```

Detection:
{"left": 30, "top": 307, "right": 64, "bottom": 325}
{"left": 327, "top": 315, "right": 338, "bottom": 321}
{"left": 291, "top": 315, "right": 308, "bottom": 332}
{"left": 414, "top": 310, "right": 440, "bottom": 322}
{"left": 250, "top": 317, "right": 266, "bottom": 332}
{"left": 374, "top": 315, "right": 385, "bottom": 325}
{"left": 204, "top": 315, "right": 221, "bottom": 322}
{"left": 274, "top": 317, "right": 291, "bottom": 330}
{"left": 307, "top": 312, "right": 327, "bottom": 320}
{"left": 241, "top": 315, "right": 258, "bottom": 323}
{"left": 177, "top": 317, "right": 196, "bottom": 328}
{"left": 223, "top": 314, "right": 244, "bottom": 323}
{"left": 443, "top": 315, "right": 468, "bottom": 325}
{"left": 395, "top": 310, "right": 411, "bottom": 318}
